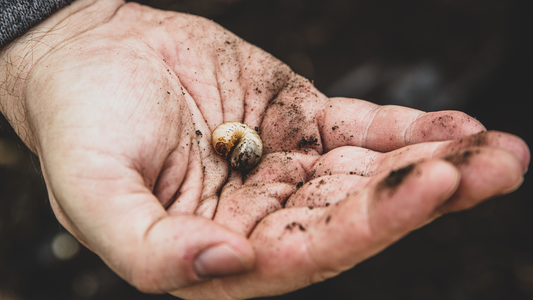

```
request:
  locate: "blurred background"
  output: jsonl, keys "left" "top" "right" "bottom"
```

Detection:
{"left": 1, "top": 0, "right": 532, "bottom": 299}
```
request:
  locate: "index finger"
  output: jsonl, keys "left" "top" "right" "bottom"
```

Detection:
{"left": 318, "top": 97, "right": 486, "bottom": 152}
{"left": 259, "top": 78, "right": 486, "bottom": 155}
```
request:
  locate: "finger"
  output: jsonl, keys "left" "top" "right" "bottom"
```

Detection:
{"left": 319, "top": 143, "right": 524, "bottom": 217}
{"left": 167, "top": 15, "right": 292, "bottom": 131}
{"left": 317, "top": 97, "right": 486, "bottom": 152}
{"left": 245, "top": 151, "right": 319, "bottom": 184}
{"left": 212, "top": 151, "right": 335, "bottom": 237}
{"left": 433, "top": 131, "right": 530, "bottom": 172}
{"left": 214, "top": 181, "right": 296, "bottom": 236}
{"left": 260, "top": 75, "right": 329, "bottom": 155}
{"left": 435, "top": 147, "right": 525, "bottom": 214}
{"left": 45, "top": 165, "right": 254, "bottom": 293}
{"left": 88, "top": 195, "right": 254, "bottom": 293}
{"left": 313, "top": 131, "right": 530, "bottom": 178}
{"left": 294, "top": 134, "right": 526, "bottom": 217}
{"left": 155, "top": 130, "right": 204, "bottom": 214}
{"left": 165, "top": 146, "right": 204, "bottom": 215}
{"left": 304, "top": 161, "right": 459, "bottom": 278}
{"left": 174, "top": 160, "right": 460, "bottom": 299}
{"left": 239, "top": 43, "right": 293, "bottom": 129}
{"left": 177, "top": 82, "right": 230, "bottom": 219}
{"left": 285, "top": 174, "right": 371, "bottom": 208}
{"left": 260, "top": 88, "right": 486, "bottom": 155}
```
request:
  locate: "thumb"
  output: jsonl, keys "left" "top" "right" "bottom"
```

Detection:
{"left": 46, "top": 172, "right": 254, "bottom": 293}
{"left": 126, "top": 211, "right": 254, "bottom": 293}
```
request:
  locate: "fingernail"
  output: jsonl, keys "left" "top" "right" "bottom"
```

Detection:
{"left": 194, "top": 244, "right": 249, "bottom": 278}
{"left": 502, "top": 176, "right": 524, "bottom": 195}
{"left": 440, "top": 167, "right": 461, "bottom": 201}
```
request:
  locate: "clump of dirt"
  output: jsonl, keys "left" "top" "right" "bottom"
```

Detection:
{"left": 285, "top": 222, "right": 306, "bottom": 231}
{"left": 297, "top": 135, "right": 319, "bottom": 148}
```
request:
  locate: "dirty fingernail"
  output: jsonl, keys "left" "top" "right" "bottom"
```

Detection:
{"left": 194, "top": 244, "right": 249, "bottom": 278}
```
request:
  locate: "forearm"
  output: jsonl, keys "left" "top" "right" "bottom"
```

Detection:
{"left": 0, "top": 0, "right": 123, "bottom": 151}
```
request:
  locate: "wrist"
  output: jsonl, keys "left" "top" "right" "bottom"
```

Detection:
{"left": 0, "top": 0, "right": 124, "bottom": 151}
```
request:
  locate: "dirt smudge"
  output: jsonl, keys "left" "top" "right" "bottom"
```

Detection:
{"left": 457, "top": 131, "right": 488, "bottom": 147}
{"left": 445, "top": 149, "right": 480, "bottom": 166}
{"left": 325, "top": 215, "right": 331, "bottom": 224}
{"left": 376, "top": 164, "right": 416, "bottom": 197}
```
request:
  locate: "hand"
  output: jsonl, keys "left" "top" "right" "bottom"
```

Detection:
{"left": 0, "top": 1, "right": 528, "bottom": 299}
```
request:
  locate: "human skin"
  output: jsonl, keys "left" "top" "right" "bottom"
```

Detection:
{"left": 0, "top": 1, "right": 529, "bottom": 299}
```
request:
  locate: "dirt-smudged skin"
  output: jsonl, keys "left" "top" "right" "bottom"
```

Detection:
{"left": 376, "top": 164, "right": 418, "bottom": 198}
{"left": 212, "top": 122, "right": 263, "bottom": 171}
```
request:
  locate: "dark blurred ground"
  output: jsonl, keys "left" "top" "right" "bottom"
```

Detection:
{"left": 1, "top": 0, "right": 532, "bottom": 299}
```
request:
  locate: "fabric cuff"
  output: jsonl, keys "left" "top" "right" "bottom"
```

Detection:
{"left": 1, "top": 0, "right": 76, "bottom": 48}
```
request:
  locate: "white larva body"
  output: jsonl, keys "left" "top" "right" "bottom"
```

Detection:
{"left": 211, "top": 122, "right": 263, "bottom": 171}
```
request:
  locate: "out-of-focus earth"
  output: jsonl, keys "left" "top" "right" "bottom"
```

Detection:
{"left": 1, "top": 0, "right": 532, "bottom": 299}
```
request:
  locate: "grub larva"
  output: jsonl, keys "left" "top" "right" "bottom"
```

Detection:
{"left": 211, "top": 122, "right": 263, "bottom": 171}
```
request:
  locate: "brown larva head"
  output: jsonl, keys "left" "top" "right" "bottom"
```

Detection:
{"left": 215, "top": 142, "right": 229, "bottom": 157}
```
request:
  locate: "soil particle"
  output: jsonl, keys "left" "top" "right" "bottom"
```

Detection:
{"left": 298, "top": 136, "right": 319, "bottom": 148}
{"left": 285, "top": 222, "right": 306, "bottom": 231}
{"left": 195, "top": 130, "right": 203, "bottom": 136}
{"left": 431, "top": 115, "right": 454, "bottom": 128}
{"left": 296, "top": 181, "right": 304, "bottom": 189}
{"left": 376, "top": 164, "right": 416, "bottom": 196}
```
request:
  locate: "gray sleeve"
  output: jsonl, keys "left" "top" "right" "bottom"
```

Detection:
{"left": 1, "top": 0, "right": 76, "bottom": 48}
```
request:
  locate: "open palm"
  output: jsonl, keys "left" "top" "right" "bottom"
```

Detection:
{"left": 4, "top": 1, "right": 528, "bottom": 300}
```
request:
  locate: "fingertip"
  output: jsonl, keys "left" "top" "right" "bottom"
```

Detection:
{"left": 432, "top": 160, "right": 462, "bottom": 202}
{"left": 443, "top": 110, "right": 487, "bottom": 134}
{"left": 477, "top": 131, "right": 530, "bottom": 173}
{"left": 497, "top": 149, "right": 526, "bottom": 194}
{"left": 435, "top": 131, "right": 530, "bottom": 174}
{"left": 507, "top": 134, "right": 530, "bottom": 173}
{"left": 131, "top": 215, "right": 254, "bottom": 293}
{"left": 403, "top": 160, "right": 461, "bottom": 205}
{"left": 438, "top": 147, "right": 526, "bottom": 213}
{"left": 412, "top": 111, "right": 487, "bottom": 144}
